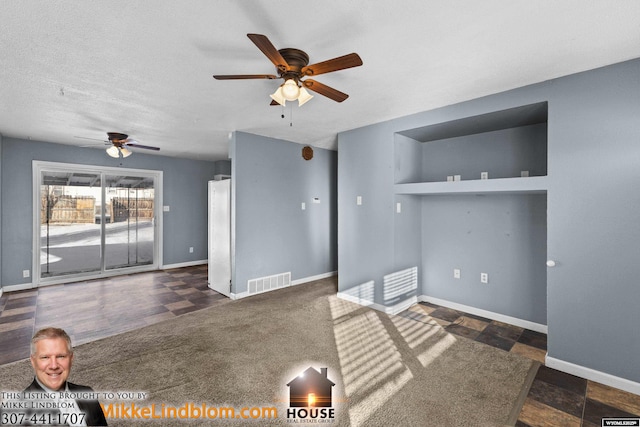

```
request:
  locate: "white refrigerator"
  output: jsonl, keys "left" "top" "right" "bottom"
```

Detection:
{"left": 208, "top": 179, "right": 231, "bottom": 296}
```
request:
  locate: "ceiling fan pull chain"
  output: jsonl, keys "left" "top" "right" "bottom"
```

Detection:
{"left": 290, "top": 103, "right": 293, "bottom": 127}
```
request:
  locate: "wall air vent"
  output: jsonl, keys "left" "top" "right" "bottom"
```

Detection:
{"left": 248, "top": 272, "right": 291, "bottom": 295}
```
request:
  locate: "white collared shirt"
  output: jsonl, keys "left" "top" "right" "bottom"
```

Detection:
{"left": 34, "top": 378, "right": 87, "bottom": 426}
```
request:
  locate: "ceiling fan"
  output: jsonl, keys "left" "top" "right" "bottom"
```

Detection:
{"left": 213, "top": 34, "right": 363, "bottom": 106}
{"left": 78, "top": 133, "right": 160, "bottom": 158}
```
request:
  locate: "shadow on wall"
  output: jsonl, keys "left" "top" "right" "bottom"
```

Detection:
{"left": 339, "top": 280, "right": 375, "bottom": 306}
{"left": 338, "top": 267, "right": 418, "bottom": 310}
{"left": 383, "top": 267, "right": 418, "bottom": 306}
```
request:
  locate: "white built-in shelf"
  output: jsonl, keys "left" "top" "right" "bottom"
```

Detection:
{"left": 394, "top": 176, "right": 548, "bottom": 196}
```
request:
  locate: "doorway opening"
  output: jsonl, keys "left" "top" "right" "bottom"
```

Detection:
{"left": 33, "top": 161, "right": 162, "bottom": 285}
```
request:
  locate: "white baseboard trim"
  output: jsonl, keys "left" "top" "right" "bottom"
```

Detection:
{"left": 230, "top": 271, "right": 337, "bottom": 300}
{"left": 3, "top": 263, "right": 206, "bottom": 294}
{"left": 2, "top": 282, "right": 36, "bottom": 292}
{"left": 161, "top": 260, "right": 207, "bottom": 270}
{"left": 336, "top": 292, "right": 418, "bottom": 316}
{"left": 291, "top": 271, "right": 336, "bottom": 286}
{"left": 546, "top": 356, "right": 640, "bottom": 396}
{"left": 419, "top": 295, "right": 548, "bottom": 334}
{"left": 336, "top": 291, "right": 384, "bottom": 312}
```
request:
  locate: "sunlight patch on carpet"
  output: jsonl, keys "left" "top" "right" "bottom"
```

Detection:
{"left": 390, "top": 314, "right": 456, "bottom": 367}
{"left": 331, "top": 299, "right": 413, "bottom": 427}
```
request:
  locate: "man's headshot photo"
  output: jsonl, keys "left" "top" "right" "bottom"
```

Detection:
{"left": 24, "top": 327, "right": 107, "bottom": 426}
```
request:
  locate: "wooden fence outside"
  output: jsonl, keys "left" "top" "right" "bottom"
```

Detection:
{"left": 41, "top": 196, "right": 155, "bottom": 224}
{"left": 110, "top": 197, "right": 154, "bottom": 223}
{"left": 41, "top": 195, "right": 95, "bottom": 224}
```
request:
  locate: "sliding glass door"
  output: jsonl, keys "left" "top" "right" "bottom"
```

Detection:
{"left": 40, "top": 171, "right": 103, "bottom": 277}
{"left": 104, "top": 175, "right": 155, "bottom": 270}
{"left": 35, "top": 162, "right": 162, "bottom": 284}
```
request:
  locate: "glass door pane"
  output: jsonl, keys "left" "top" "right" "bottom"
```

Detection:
{"left": 40, "top": 171, "right": 102, "bottom": 278}
{"left": 104, "top": 175, "right": 155, "bottom": 270}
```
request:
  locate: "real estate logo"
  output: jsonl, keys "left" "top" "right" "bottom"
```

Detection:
{"left": 286, "top": 366, "right": 336, "bottom": 422}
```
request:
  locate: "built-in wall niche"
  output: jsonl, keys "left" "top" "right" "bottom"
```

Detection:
{"left": 394, "top": 102, "right": 548, "bottom": 195}
{"left": 392, "top": 102, "right": 549, "bottom": 327}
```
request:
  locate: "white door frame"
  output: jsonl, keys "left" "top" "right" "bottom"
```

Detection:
{"left": 32, "top": 160, "right": 163, "bottom": 287}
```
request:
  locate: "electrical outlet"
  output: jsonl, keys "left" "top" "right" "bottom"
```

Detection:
{"left": 453, "top": 269, "right": 461, "bottom": 279}
{"left": 481, "top": 172, "right": 489, "bottom": 180}
{"left": 301, "top": 202, "right": 306, "bottom": 210}
{"left": 480, "top": 272, "right": 489, "bottom": 284}
{"left": 356, "top": 196, "right": 362, "bottom": 205}
{"left": 189, "top": 247, "right": 194, "bottom": 253}
{"left": 23, "top": 270, "right": 30, "bottom": 278}
{"left": 396, "top": 202, "right": 402, "bottom": 213}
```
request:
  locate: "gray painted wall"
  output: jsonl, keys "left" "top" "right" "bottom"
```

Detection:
{"left": 338, "top": 57, "right": 640, "bottom": 383}
{"left": 545, "top": 59, "right": 640, "bottom": 383}
{"left": 231, "top": 132, "right": 337, "bottom": 295}
{"left": 0, "top": 138, "right": 221, "bottom": 287}
{"left": 422, "top": 194, "right": 547, "bottom": 324}
{"left": 215, "top": 160, "right": 231, "bottom": 176}
{"left": 338, "top": 122, "right": 396, "bottom": 304}
{"left": 419, "top": 124, "right": 547, "bottom": 182}
{"left": 0, "top": 134, "right": 3, "bottom": 291}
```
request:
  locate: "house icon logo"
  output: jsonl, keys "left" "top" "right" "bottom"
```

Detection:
{"left": 286, "top": 366, "right": 336, "bottom": 420}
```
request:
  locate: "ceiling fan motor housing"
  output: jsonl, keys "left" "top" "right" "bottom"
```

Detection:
{"left": 278, "top": 48, "right": 310, "bottom": 81}
{"left": 107, "top": 132, "right": 128, "bottom": 144}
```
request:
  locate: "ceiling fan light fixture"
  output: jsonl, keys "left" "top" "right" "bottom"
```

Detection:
{"left": 297, "top": 87, "right": 313, "bottom": 106}
{"left": 106, "top": 145, "right": 120, "bottom": 158}
{"left": 270, "top": 86, "right": 286, "bottom": 106}
{"left": 214, "top": 34, "right": 362, "bottom": 106}
{"left": 281, "top": 79, "right": 300, "bottom": 101}
{"left": 120, "top": 147, "right": 132, "bottom": 158}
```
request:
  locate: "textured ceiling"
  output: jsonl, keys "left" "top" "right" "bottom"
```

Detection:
{"left": 2, "top": 1, "right": 640, "bottom": 161}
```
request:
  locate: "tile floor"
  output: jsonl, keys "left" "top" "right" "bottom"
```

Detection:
{"left": 0, "top": 265, "right": 229, "bottom": 365}
{"left": 1, "top": 267, "right": 639, "bottom": 426}
{"left": 416, "top": 301, "right": 640, "bottom": 427}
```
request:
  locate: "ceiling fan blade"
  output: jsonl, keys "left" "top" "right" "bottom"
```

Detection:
{"left": 125, "top": 143, "right": 160, "bottom": 151}
{"left": 213, "top": 74, "right": 278, "bottom": 80}
{"left": 301, "top": 53, "right": 363, "bottom": 77}
{"left": 247, "top": 33, "right": 290, "bottom": 71}
{"left": 75, "top": 135, "right": 107, "bottom": 142}
{"left": 302, "top": 79, "right": 349, "bottom": 102}
{"left": 80, "top": 142, "right": 109, "bottom": 148}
